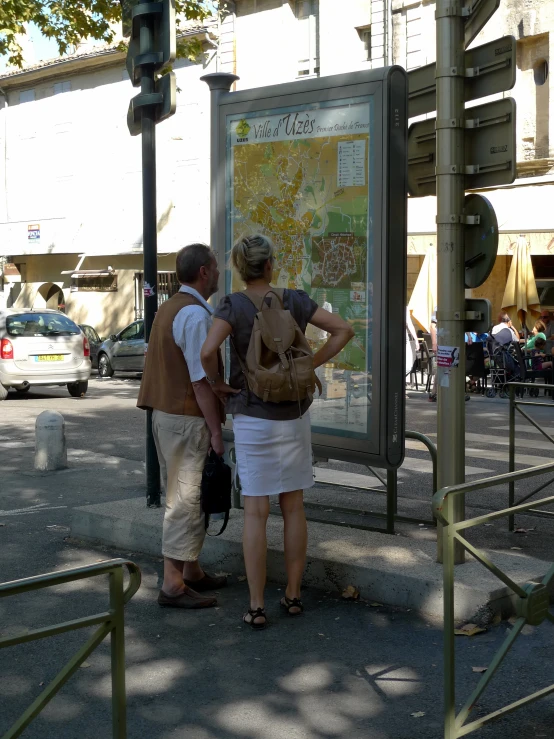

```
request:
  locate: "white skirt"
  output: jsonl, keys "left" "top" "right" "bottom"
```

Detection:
{"left": 233, "top": 413, "right": 315, "bottom": 497}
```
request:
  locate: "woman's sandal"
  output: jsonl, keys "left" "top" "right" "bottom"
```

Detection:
{"left": 243, "top": 607, "right": 267, "bottom": 630}
{"left": 280, "top": 595, "right": 304, "bottom": 615}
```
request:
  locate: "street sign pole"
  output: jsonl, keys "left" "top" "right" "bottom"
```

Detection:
{"left": 124, "top": 0, "right": 176, "bottom": 507}
{"left": 140, "top": 13, "right": 161, "bottom": 507}
{"left": 436, "top": 0, "right": 466, "bottom": 563}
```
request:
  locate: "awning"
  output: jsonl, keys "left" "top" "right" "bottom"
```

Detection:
{"left": 70, "top": 269, "right": 115, "bottom": 278}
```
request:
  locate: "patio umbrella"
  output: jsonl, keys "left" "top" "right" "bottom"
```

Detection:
{"left": 501, "top": 235, "right": 540, "bottom": 330}
{"left": 408, "top": 249, "right": 437, "bottom": 333}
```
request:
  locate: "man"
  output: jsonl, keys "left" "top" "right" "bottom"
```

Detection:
{"left": 137, "top": 243, "right": 237, "bottom": 609}
{"left": 491, "top": 313, "right": 519, "bottom": 345}
{"left": 539, "top": 310, "right": 554, "bottom": 340}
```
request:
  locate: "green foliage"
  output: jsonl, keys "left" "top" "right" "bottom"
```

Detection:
{"left": 0, "top": 0, "right": 216, "bottom": 69}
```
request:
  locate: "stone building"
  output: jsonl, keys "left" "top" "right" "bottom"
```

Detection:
{"left": 0, "top": 0, "right": 552, "bottom": 332}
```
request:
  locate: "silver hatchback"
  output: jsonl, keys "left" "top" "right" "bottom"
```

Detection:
{"left": 0, "top": 309, "right": 91, "bottom": 399}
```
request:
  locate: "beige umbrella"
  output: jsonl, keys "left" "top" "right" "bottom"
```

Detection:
{"left": 501, "top": 235, "right": 540, "bottom": 329}
{"left": 408, "top": 249, "right": 437, "bottom": 333}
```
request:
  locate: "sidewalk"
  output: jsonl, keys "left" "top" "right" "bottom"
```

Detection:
{"left": 1, "top": 441, "right": 554, "bottom": 736}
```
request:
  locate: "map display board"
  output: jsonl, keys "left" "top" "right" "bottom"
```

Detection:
{"left": 216, "top": 68, "right": 407, "bottom": 468}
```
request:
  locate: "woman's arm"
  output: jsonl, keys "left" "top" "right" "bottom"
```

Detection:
{"left": 309, "top": 308, "right": 355, "bottom": 369}
{"left": 200, "top": 318, "right": 241, "bottom": 403}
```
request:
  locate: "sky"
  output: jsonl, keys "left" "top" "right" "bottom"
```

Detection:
{"left": 0, "top": 23, "right": 60, "bottom": 73}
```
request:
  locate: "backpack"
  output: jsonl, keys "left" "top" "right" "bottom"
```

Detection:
{"left": 235, "top": 288, "right": 322, "bottom": 409}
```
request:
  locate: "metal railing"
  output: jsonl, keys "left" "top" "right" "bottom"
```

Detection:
{"left": 508, "top": 382, "right": 554, "bottom": 530}
{"left": 433, "top": 465, "right": 554, "bottom": 739}
{"left": 226, "top": 429, "right": 437, "bottom": 535}
{"left": 0, "top": 559, "right": 141, "bottom": 739}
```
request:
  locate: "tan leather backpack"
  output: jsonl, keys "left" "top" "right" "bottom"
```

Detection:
{"left": 236, "top": 288, "right": 321, "bottom": 408}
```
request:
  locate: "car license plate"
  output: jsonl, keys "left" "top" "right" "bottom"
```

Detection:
{"left": 35, "top": 355, "right": 64, "bottom": 362}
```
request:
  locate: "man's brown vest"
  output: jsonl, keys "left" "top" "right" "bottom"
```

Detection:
{"left": 137, "top": 291, "right": 224, "bottom": 420}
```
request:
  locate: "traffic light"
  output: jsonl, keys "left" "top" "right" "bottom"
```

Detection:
{"left": 123, "top": 0, "right": 176, "bottom": 134}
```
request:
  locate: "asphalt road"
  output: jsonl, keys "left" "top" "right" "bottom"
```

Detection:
{"left": 0, "top": 375, "right": 553, "bottom": 738}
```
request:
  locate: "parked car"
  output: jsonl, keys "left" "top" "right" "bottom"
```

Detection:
{"left": 0, "top": 309, "right": 91, "bottom": 399}
{"left": 79, "top": 324, "right": 104, "bottom": 369}
{"left": 97, "top": 319, "right": 145, "bottom": 378}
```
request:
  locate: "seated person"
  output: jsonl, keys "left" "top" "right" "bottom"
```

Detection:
{"left": 522, "top": 320, "right": 546, "bottom": 349}
{"left": 491, "top": 313, "right": 519, "bottom": 345}
{"left": 531, "top": 337, "right": 553, "bottom": 372}
{"left": 539, "top": 311, "right": 554, "bottom": 340}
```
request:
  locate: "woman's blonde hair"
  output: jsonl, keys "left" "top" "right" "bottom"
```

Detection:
{"left": 231, "top": 234, "right": 274, "bottom": 283}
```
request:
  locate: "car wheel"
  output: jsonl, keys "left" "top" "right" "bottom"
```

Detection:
{"left": 0, "top": 382, "right": 8, "bottom": 401}
{"left": 68, "top": 381, "right": 88, "bottom": 398}
{"left": 98, "top": 353, "right": 114, "bottom": 378}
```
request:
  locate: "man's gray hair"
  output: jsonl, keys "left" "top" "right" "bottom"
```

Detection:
{"left": 176, "top": 243, "right": 215, "bottom": 284}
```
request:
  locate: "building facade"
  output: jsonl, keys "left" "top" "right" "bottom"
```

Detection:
{"left": 0, "top": 0, "right": 553, "bottom": 332}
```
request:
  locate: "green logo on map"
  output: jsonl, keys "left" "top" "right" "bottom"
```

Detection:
{"left": 236, "top": 119, "right": 250, "bottom": 137}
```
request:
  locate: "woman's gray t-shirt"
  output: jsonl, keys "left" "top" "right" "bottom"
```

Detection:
{"left": 214, "top": 289, "right": 319, "bottom": 420}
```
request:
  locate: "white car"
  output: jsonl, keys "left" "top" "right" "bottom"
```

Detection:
{"left": 0, "top": 309, "right": 91, "bottom": 400}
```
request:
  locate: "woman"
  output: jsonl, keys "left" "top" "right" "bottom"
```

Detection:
{"left": 522, "top": 320, "right": 546, "bottom": 349}
{"left": 200, "top": 234, "right": 354, "bottom": 629}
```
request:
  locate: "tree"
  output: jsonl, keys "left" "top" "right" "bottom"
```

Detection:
{"left": 0, "top": 0, "right": 216, "bottom": 70}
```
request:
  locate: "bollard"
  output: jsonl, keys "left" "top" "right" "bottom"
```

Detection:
{"left": 34, "top": 410, "right": 67, "bottom": 471}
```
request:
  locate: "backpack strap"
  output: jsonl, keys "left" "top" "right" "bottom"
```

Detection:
{"left": 243, "top": 288, "right": 285, "bottom": 311}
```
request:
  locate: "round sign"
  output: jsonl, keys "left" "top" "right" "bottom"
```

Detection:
{"left": 464, "top": 193, "right": 499, "bottom": 289}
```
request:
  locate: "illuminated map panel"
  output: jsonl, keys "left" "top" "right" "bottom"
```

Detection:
{"left": 226, "top": 100, "right": 374, "bottom": 437}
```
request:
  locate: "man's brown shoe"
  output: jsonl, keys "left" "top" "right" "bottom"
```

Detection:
{"left": 183, "top": 572, "right": 228, "bottom": 592}
{"left": 157, "top": 588, "right": 216, "bottom": 609}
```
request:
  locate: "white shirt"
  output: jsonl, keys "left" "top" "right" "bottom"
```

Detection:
{"left": 172, "top": 286, "right": 213, "bottom": 382}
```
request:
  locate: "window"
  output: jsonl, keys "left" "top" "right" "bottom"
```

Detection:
{"left": 19, "top": 89, "right": 35, "bottom": 104}
{"left": 54, "top": 81, "right": 71, "bottom": 95}
{"left": 6, "top": 313, "right": 80, "bottom": 337}
{"left": 120, "top": 321, "right": 144, "bottom": 341}
{"left": 533, "top": 59, "right": 548, "bottom": 86}
{"left": 356, "top": 25, "right": 372, "bottom": 62}
{"left": 361, "top": 27, "right": 372, "bottom": 61}
{"left": 82, "top": 326, "right": 100, "bottom": 343}
{"left": 295, "top": 0, "right": 319, "bottom": 78}
{"left": 70, "top": 273, "right": 118, "bottom": 292}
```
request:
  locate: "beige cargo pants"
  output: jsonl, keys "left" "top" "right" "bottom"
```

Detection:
{"left": 152, "top": 410, "right": 210, "bottom": 562}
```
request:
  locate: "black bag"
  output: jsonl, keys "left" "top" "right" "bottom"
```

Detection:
{"left": 200, "top": 450, "right": 232, "bottom": 536}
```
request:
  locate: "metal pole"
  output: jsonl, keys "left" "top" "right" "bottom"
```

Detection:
{"left": 508, "top": 384, "right": 516, "bottom": 530}
{"left": 386, "top": 469, "right": 396, "bottom": 534}
{"left": 109, "top": 567, "right": 127, "bottom": 738}
{"left": 200, "top": 73, "right": 239, "bottom": 270}
{"left": 435, "top": 0, "right": 466, "bottom": 564}
{"left": 141, "top": 15, "right": 161, "bottom": 507}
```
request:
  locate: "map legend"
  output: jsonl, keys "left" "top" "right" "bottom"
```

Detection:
{"left": 337, "top": 140, "right": 366, "bottom": 188}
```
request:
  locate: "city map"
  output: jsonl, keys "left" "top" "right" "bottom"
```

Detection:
{"left": 228, "top": 102, "right": 372, "bottom": 376}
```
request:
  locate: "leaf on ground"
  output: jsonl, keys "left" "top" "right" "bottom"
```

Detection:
{"left": 214, "top": 571, "right": 232, "bottom": 578}
{"left": 411, "top": 711, "right": 426, "bottom": 718}
{"left": 472, "top": 666, "right": 487, "bottom": 673}
{"left": 369, "top": 602, "right": 383, "bottom": 607}
{"left": 341, "top": 585, "right": 360, "bottom": 600}
{"left": 79, "top": 662, "right": 91, "bottom": 669}
{"left": 510, "top": 546, "right": 523, "bottom": 550}
{"left": 237, "top": 575, "right": 247, "bottom": 582}
{"left": 514, "top": 527, "right": 535, "bottom": 534}
{"left": 454, "top": 623, "right": 486, "bottom": 637}
{"left": 39, "top": 682, "right": 44, "bottom": 686}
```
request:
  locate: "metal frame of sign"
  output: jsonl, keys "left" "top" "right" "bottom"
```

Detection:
{"left": 213, "top": 67, "right": 408, "bottom": 469}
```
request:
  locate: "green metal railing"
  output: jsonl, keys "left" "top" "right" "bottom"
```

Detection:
{"left": 433, "top": 465, "right": 554, "bottom": 738}
{"left": 508, "top": 382, "right": 554, "bottom": 531}
{"left": 0, "top": 559, "right": 141, "bottom": 739}
{"left": 226, "top": 429, "right": 437, "bottom": 535}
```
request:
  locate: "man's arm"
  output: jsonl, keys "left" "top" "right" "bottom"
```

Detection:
{"left": 192, "top": 380, "right": 224, "bottom": 456}
{"left": 174, "top": 307, "right": 224, "bottom": 455}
